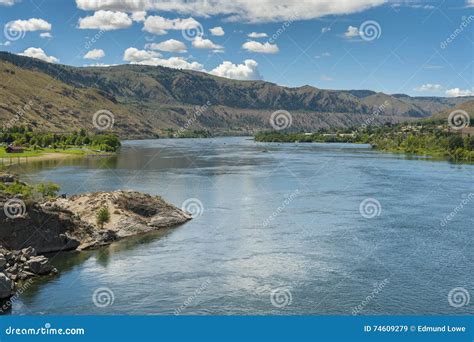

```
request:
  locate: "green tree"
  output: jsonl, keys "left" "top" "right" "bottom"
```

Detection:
{"left": 96, "top": 207, "right": 110, "bottom": 229}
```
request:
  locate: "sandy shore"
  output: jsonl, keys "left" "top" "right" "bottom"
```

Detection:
{"left": 0, "top": 152, "right": 94, "bottom": 166}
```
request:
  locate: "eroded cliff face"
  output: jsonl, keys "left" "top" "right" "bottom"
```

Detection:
{"left": 0, "top": 195, "right": 82, "bottom": 253}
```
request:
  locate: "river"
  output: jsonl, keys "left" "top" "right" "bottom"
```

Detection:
{"left": 8, "top": 137, "right": 474, "bottom": 315}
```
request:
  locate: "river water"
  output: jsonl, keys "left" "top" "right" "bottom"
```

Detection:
{"left": 8, "top": 137, "right": 474, "bottom": 315}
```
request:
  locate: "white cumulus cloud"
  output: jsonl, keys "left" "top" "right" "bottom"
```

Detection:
{"left": 131, "top": 11, "right": 146, "bottom": 22}
{"left": 19, "top": 47, "right": 59, "bottom": 63}
{"left": 192, "top": 36, "right": 223, "bottom": 50}
{"left": 75, "top": 0, "right": 386, "bottom": 23}
{"left": 210, "top": 59, "right": 261, "bottom": 80}
{"left": 123, "top": 47, "right": 203, "bottom": 71}
{"left": 40, "top": 32, "right": 52, "bottom": 39}
{"left": 84, "top": 48, "right": 105, "bottom": 59}
{"left": 344, "top": 25, "right": 359, "bottom": 38}
{"left": 146, "top": 39, "right": 187, "bottom": 53}
{"left": 445, "top": 88, "right": 474, "bottom": 97}
{"left": 248, "top": 32, "right": 268, "bottom": 38}
{"left": 78, "top": 10, "right": 132, "bottom": 30}
{"left": 209, "top": 26, "right": 225, "bottom": 36}
{"left": 143, "top": 15, "right": 201, "bottom": 35}
{"left": 242, "top": 40, "right": 279, "bottom": 54}
{"left": 123, "top": 47, "right": 161, "bottom": 62}
{"left": 5, "top": 18, "right": 51, "bottom": 32}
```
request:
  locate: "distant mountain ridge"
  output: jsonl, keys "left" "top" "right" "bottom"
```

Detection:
{"left": 0, "top": 52, "right": 472, "bottom": 138}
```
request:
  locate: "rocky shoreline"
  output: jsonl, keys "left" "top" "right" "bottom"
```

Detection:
{"left": 0, "top": 246, "right": 56, "bottom": 299}
{"left": 0, "top": 173, "right": 192, "bottom": 300}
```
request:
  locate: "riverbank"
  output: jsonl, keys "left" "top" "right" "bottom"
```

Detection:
{"left": 254, "top": 125, "right": 474, "bottom": 163}
{"left": 0, "top": 128, "right": 121, "bottom": 167}
{"left": 0, "top": 173, "right": 192, "bottom": 300}
{"left": 0, "top": 150, "right": 99, "bottom": 167}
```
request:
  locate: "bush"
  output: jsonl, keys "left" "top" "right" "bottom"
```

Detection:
{"left": 0, "top": 182, "right": 33, "bottom": 198}
{"left": 35, "top": 182, "right": 60, "bottom": 198}
{"left": 448, "top": 135, "right": 464, "bottom": 151}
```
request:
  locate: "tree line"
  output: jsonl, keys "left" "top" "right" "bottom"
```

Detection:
{"left": 0, "top": 127, "right": 121, "bottom": 152}
{"left": 255, "top": 122, "right": 474, "bottom": 162}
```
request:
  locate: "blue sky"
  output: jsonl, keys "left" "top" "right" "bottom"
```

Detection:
{"left": 0, "top": 0, "right": 472, "bottom": 97}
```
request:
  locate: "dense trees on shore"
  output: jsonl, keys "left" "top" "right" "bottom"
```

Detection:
{"left": 255, "top": 123, "right": 474, "bottom": 162}
{"left": 0, "top": 127, "right": 121, "bottom": 152}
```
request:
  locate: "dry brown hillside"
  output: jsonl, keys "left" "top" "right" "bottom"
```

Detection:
{"left": 1, "top": 52, "right": 472, "bottom": 137}
{"left": 433, "top": 100, "right": 474, "bottom": 120}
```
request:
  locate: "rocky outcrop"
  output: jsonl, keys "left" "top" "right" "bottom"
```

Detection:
{"left": 1, "top": 246, "right": 56, "bottom": 280}
{"left": 47, "top": 191, "right": 192, "bottom": 249}
{"left": 0, "top": 174, "right": 192, "bottom": 298}
{"left": 1, "top": 179, "right": 191, "bottom": 253}
{"left": 0, "top": 174, "right": 17, "bottom": 184}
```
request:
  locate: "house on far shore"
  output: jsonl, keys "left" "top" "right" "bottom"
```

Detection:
{"left": 5, "top": 145, "right": 25, "bottom": 153}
